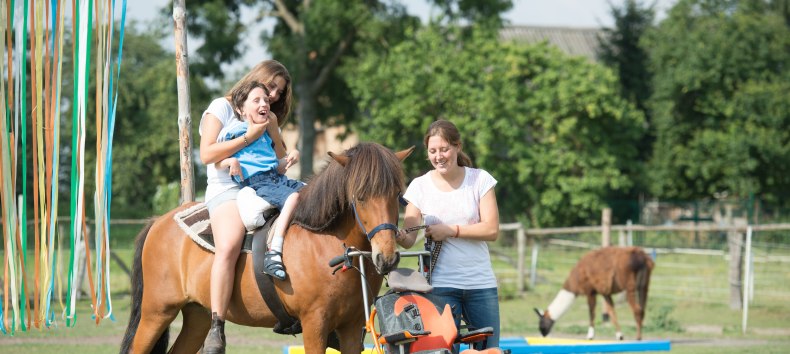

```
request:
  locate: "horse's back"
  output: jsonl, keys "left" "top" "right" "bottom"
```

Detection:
{"left": 569, "top": 247, "right": 651, "bottom": 294}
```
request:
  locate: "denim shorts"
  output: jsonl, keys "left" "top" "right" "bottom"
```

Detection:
{"left": 244, "top": 170, "right": 305, "bottom": 210}
{"left": 205, "top": 186, "right": 240, "bottom": 215}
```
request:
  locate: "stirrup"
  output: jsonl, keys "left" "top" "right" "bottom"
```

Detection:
{"left": 263, "top": 250, "right": 286, "bottom": 280}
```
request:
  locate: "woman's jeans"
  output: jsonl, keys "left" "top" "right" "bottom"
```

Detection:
{"left": 431, "top": 286, "right": 500, "bottom": 350}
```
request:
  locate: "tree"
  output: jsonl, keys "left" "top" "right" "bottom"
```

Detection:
{"left": 346, "top": 24, "right": 646, "bottom": 226}
{"left": 179, "top": 0, "right": 511, "bottom": 179}
{"left": 598, "top": 0, "right": 655, "bottom": 185}
{"left": 644, "top": 0, "right": 790, "bottom": 205}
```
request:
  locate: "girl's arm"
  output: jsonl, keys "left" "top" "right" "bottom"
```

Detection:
{"left": 199, "top": 112, "right": 268, "bottom": 164}
{"left": 218, "top": 157, "right": 243, "bottom": 181}
{"left": 396, "top": 203, "right": 423, "bottom": 249}
{"left": 425, "top": 188, "right": 500, "bottom": 242}
{"left": 454, "top": 188, "right": 500, "bottom": 241}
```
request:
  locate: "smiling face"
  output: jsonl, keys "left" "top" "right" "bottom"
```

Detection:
{"left": 427, "top": 135, "right": 459, "bottom": 174}
{"left": 239, "top": 87, "right": 270, "bottom": 124}
{"left": 265, "top": 76, "right": 287, "bottom": 104}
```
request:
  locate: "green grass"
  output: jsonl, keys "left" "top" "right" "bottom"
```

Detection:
{"left": 2, "top": 246, "right": 790, "bottom": 353}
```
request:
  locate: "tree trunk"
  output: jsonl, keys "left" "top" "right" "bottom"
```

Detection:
{"left": 173, "top": 0, "right": 194, "bottom": 203}
{"left": 296, "top": 82, "right": 317, "bottom": 179}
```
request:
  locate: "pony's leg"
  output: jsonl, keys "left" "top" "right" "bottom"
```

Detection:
{"left": 132, "top": 302, "right": 180, "bottom": 353}
{"left": 603, "top": 295, "right": 623, "bottom": 340}
{"left": 300, "top": 317, "right": 330, "bottom": 353}
{"left": 335, "top": 322, "right": 365, "bottom": 353}
{"left": 624, "top": 289, "right": 645, "bottom": 340}
{"left": 169, "top": 304, "right": 211, "bottom": 354}
{"left": 585, "top": 295, "right": 596, "bottom": 340}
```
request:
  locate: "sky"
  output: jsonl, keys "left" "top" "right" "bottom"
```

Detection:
{"left": 127, "top": 0, "right": 676, "bottom": 70}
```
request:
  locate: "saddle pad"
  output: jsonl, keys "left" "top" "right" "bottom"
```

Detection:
{"left": 388, "top": 268, "right": 433, "bottom": 293}
{"left": 173, "top": 203, "right": 255, "bottom": 253}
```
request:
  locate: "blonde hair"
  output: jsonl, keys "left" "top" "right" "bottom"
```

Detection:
{"left": 423, "top": 119, "right": 473, "bottom": 167}
{"left": 227, "top": 60, "right": 292, "bottom": 127}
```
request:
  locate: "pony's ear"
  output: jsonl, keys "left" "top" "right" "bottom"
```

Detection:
{"left": 328, "top": 151, "right": 349, "bottom": 167}
{"left": 395, "top": 146, "right": 415, "bottom": 162}
{"left": 533, "top": 308, "right": 544, "bottom": 318}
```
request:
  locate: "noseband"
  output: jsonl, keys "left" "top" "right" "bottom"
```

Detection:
{"left": 350, "top": 200, "right": 399, "bottom": 241}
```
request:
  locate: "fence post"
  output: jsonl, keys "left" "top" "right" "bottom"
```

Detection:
{"left": 516, "top": 225, "right": 525, "bottom": 293}
{"left": 626, "top": 219, "right": 633, "bottom": 246}
{"left": 742, "top": 226, "right": 752, "bottom": 334}
{"left": 530, "top": 243, "right": 539, "bottom": 289}
{"left": 602, "top": 208, "right": 612, "bottom": 247}
{"left": 727, "top": 205, "right": 744, "bottom": 310}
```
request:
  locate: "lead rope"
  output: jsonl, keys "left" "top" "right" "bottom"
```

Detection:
{"left": 398, "top": 225, "right": 441, "bottom": 284}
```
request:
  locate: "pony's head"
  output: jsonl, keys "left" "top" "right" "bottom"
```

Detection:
{"left": 293, "top": 143, "right": 414, "bottom": 275}
{"left": 534, "top": 308, "right": 555, "bottom": 336}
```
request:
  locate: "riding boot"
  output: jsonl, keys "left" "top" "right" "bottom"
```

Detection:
{"left": 203, "top": 312, "right": 226, "bottom": 354}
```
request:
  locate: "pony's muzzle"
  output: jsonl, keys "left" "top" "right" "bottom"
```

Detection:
{"left": 374, "top": 251, "right": 400, "bottom": 275}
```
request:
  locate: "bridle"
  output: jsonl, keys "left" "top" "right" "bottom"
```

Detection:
{"left": 350, "top": 199, "right": 400, "bottom": 241}
{"left": 350, "top": 195, "right": 429, "bottom": 241}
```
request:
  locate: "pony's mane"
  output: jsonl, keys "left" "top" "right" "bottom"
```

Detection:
{"left": 293, "top": 143, "right": 405, "bottom": 232}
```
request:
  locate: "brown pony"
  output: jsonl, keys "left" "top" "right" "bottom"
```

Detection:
{"left": 534, "top": 246, "right": 654, "bottom": 340}
{"left": 120, "top": 143, "right": 413, "bottom": 353}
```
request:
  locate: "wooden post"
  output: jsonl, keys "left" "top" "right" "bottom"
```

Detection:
{"left": 530, "top": 242, "right": 539, "bottom": 289}
{"left": 601, "top": 208, "right": 612, "bottom": 247}
{"left": 742, "top": 226, "right": 753, "bottom": 333}
{"left": 516, "top": 225, "right": 525, "bottom": 294}
{"left": 173, "top": 0, "right": 194, "bottom": 203}
{"left": 726, "top": 204, "right": 743, "bottom": 310}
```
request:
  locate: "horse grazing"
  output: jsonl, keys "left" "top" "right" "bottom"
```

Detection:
{"left": 120, "top": 143, "right": 413, "bottom": 353}
{"left": 534, "top": 246, "right": 654, "bottom": 340}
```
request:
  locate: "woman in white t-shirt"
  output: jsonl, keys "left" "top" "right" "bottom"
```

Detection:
{"left": 198, "top": 60, "right": 297, "bottom": 353}
{"left": 397, "top": 119, "right": 501, "bottom": 349}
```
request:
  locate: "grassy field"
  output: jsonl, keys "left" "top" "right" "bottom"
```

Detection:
{"left": 2, "top": 246, "right": 789, "bottom": 353}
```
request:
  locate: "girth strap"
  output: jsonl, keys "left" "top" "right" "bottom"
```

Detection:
{"left": 251, "top": 216, "right": 302, "bottom": 335}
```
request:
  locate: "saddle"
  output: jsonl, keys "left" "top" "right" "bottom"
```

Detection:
{"left": 173, "top": 203, "right": 301, "bottom": 335}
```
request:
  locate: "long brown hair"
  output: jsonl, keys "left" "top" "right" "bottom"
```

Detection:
{"left": 423, "top": 119, "right": 473, "bottom": 167}
{"left": 227, "top": 60, "right": 292, "bottom": 127}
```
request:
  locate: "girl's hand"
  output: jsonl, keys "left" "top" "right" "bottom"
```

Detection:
{"left": 284, "top": 149, "right": 300, "bottom": 170}
{"left": 267, "top": 111, "right": 279, "bottom": 127}
{"left": 220, "top": 157, "right": 243, "bottom": 181}
{"left": 425, "top": 224, "right": 454, "bottom": 242}
{"left": 246, "top": 119, "right": 270, "bottom": 140}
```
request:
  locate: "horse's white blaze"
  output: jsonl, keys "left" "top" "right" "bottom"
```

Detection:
{"left": 547, "top": 289, "right": 575, "bottom": 320}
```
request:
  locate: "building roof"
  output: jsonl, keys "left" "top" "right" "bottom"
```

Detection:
{"left": 500, "top": 25, "right": 605, "bottom": 61}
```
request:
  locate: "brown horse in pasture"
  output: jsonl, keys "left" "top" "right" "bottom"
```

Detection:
{"left": 534, "top": 246, "right": 654, "bottom": 340}
{"left": 120, "top": 143, "right": 413, "bottom": 353}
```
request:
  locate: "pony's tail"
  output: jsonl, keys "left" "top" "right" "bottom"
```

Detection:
{"left": 632, "top": 250, "right": 654, "bottom": 312}
{"left": 120, "top": 219, "right": 169, "bottom": 353}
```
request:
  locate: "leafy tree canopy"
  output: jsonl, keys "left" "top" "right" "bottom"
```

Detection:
{"left": 171, "top": 0, "right": 510, "bottom": 178}
{"left": 644, "top": 0, "right": 790, "bottom": 204}
{"left": 346, "top": 25, "right": 645, "bottom": 226}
